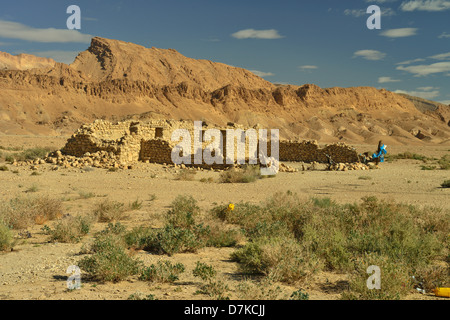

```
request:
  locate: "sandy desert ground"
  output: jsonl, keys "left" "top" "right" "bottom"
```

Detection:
{"left": 0, "top": 134, "right": 449, "bottom": 300}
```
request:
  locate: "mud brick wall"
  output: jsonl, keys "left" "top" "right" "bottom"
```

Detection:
{"left": 279, "top": 140, "right": 359, "bottom": 163}
{"left": 140, "top": 139, "right": 174, "bottom": 164}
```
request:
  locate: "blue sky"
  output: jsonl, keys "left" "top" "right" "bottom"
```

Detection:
{"left": 0, "top": 0, "right": 449, "bottom": 104}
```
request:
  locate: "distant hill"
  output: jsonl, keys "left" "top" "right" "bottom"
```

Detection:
{"left": 0, "top": 37, "right": 449, "bottom": 145}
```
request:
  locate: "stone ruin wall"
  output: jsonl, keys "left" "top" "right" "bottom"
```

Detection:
{"left": 61, "top": 120, "right": 361, "bottom": 167}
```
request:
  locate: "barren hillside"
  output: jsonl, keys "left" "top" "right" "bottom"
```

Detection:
{"left": 0, "top": 37, "right": 449, "bottom": 145}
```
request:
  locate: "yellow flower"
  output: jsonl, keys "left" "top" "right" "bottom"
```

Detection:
{"left": 228, "top": 204, "right": 235, "bottom": 211}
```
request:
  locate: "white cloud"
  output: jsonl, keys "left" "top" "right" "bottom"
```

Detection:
{"left": 438, "top": 32, "right": 450, "bottom": 38}
{"left": 397, "top": 61, "right": 450, "bottom": 76}
{"left": 429, "top": 52, "right": 450, "bottom": 60}
{"left": 400, "top": 0, "right": 450, "bottom": 12}
{"left": 231, "top": 29, "right": 285, "bottom": 40}
{"left": 380, "top": 28, "right": 418, "bottom": 38}
{"left": 249, "top": 70, "right": 274, "bottom": 77}
{"left": 394, "top": 89, "right": 440, "bottom": 100}
{"left": 344, "top": 7, "right": 396, "bottom": 17}
{"left": 344, "top": 9, "right": 366, "bottom": 17}
{"left": 353, "top": 50, "right": 387, "bottom": 61}
{"left": 396, "top": 58, "right": 426, "bottom": 65}
{"left": 0, "top": 20, "right": 92, "bottom": 43}
{"left": 28, "top": 50, "right": 79, "bottom": 64}
{"left": 299, "top": 65, "right": 318, "bottom": 71}
{"left": 439, "top": 100, "right": 450, "bottom": 104}
{"left": 417, "top": 86, "right": 439, "bottom": 91}
{"left": 378, "top": 76, "right": 401, "bottom": 83}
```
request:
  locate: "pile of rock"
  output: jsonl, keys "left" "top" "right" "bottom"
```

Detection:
{"left": 328, "top": 162, "right": 376, "bottom": 171}
{"left": 278, "top": 163, "right": 298, "bottom": 173}
{"left": 43, "top": 150, "right": 126, "bottom": 170}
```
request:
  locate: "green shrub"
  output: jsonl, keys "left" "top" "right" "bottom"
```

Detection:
{"left": 143, "top": 223, "right": 210, "bottom": 256}
{"left": 441, "top": 180, "right": 450, "bottom": 188}
{"left": 205, "top": 225, "right": 242, "bottom": 248}
{"left": 193, "top": 262, "right": 217, "bottom": 282}
{"left": 0, "top": 165, "right": 9, "bottom": 172}
{"left": 78, "top": 230, "right": 142, "bottom": 283}
{"left": 165, "top": 195, "right": 200, "bottom": 228}
{"left": 290, "top": 289, "right": 310, "bottom": 300}
{"left": 139, "top": 260, "right": 185, "bottom": 283}
{"left": 0, "top": 223, "right": 13, "bottom": 251}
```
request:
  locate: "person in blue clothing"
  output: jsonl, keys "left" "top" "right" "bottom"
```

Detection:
{"left": 372, "top": 140, "right": 387, "bottom": 165}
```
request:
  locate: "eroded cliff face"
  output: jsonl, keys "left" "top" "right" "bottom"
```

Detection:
{"left": 0, "top": 37, "right": 448, "bottom": 144}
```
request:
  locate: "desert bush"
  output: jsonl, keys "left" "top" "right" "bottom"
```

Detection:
{"left": 139, "top": 260, "right": 185, "bottom": 283}
{"left": 341, "top": 253, "right": 412, "bottom": 300}
{"left": 193, "top": 261, "right": 217, "bottom": 282}
{"left": 47, "top": 216, "right": 92, "bottom": 243}
{"left": 78, "top": 191, "right": 95, "bottom": 199}
{"left": 386, "top": 152, "right": 429, "bottom": 162}
{"left": 200, "top": 177, "right": 215, "bottom": 183}
{"left": 0, "top": 165, "right": 9, "bottom": 172}
{"left": 165, "top": 195, "right": 200, "bottom": 228}
{"left": 124, "top": 196, "right": 210, "bottom": 256}
{"left": 441, "top": 180, "right": 450, "bottom": 188}
{"left": 93, "top": 199, "right": 127, "bottom": 222}
{"left": 127, "top": 292, "right": 157, "bottom": 300}
{"left": 26, "top": 184, "right": 39, "bottom": 193}
{"left": 129, "top": 198, "right": 143, "bottom": 210}
{"left": 143, "top": 223, "right": 210, "bottom": 256}
{"left": 231, "top": 236, "right": 321, "bottom": 284}
{"left": 205, "top": 224, "right": 242, "bottom": 248}
{"left": 195, "top": 278, "right": 231, "bottom": 300}
{"left": 193, "top": 262, "right": 230, "bottom": 300}
{"left": 290, "top": 289, "right": 310, "bottom": 300}
{"left": 0, "top": 196, "right": 62, "bottom": 229}
{"left": 0, "top": 223, "right": 13, "bottom": 251}
{"left": 78, "top": 226, "right": 142, "bottom": 282}
{"left": 125, "top": 226, "right": 156, "bottom": 250}
{"left": 219, "top": 165, "right": 266, "bottom": 183}
{"left": 438, "top": 155, "right": 450, "bottom": 170}
{"left": 235, "top": 277, "right": 286, "bottom": 300}
{"left": 174, "top": 169, "right": 197, "bottom": 181}
{"left": 10, "top": 147, "right": 54, "bottom": 162}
